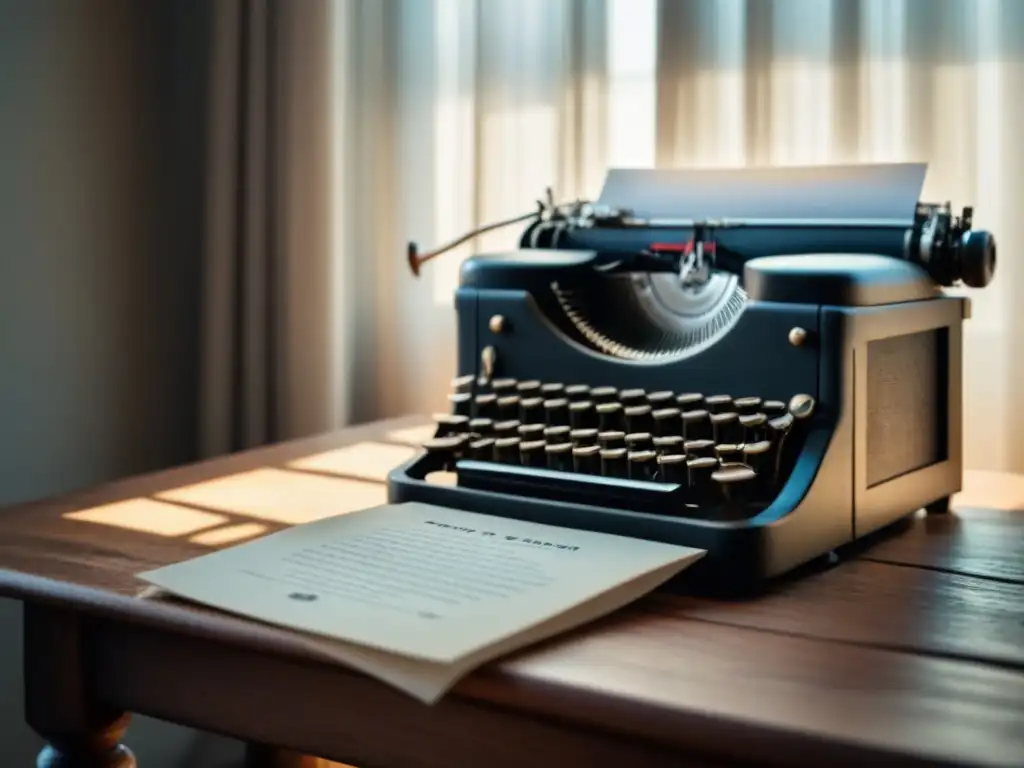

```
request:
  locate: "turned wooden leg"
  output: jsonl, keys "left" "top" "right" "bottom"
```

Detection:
{"left": 23, "top": 603, "right": 136, "bottom": 768}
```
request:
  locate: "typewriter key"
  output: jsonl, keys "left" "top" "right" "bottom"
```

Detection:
{"left": 647, "top": 391, "right": 675, "bottom": 409}
{"left": 543, "top": 425, "right": 571, "bottom": 444}
{"left": 468, "top": 417, "right": 494, "bottom": 438}
{"left": 424, "top": 435, "right": 470, "bottom": 470}
{"left": 545, "top": 442, "right": 574, "bottom": 472}
{"left": 540, "top": 382, "right": 565, "bottom": 398}
{"left": 656, "top": 453, "right": 688, "bottom": 484}
{"left": 497, "top": 395, "right": 521, "bottom": 420}
{"left": 705, "top": 394, "right": 733, "bottom": 414}
{"left": 435, "top": 414, "right": 470, "bottom": 436}
{"left": 600, "top": 447, "right": 628, "bottom": 478}
{"left": 652, "top": 435, "right": 685, "bottom": 454}
{"left": 589, "top": 385, "right": 618, "bottom": 404}
{"left": 628, "top": 450, "right": 658, "bottom": 481}
{"left": 493, "top": 419, "right": 521, "bottom": 438}
{"left": 448, "top": 392, "right": 473, "bottom": 417}
{"left": 451, "top": 374, "right": 476, "bottom": 394}
{"left": 743, "top": 440, "right": 772, "bottom": 478}
{"left": 651, "top": 407, "right": 682, "bottom": 437}
{"left": 516, "top": 379, "right": 542, "bottom": 396}
{"left": 715, "top": 443, "right": 743, "bottom": 466}
{"left": 519, "top": 396, "right": 545, "bottom": 424}
{"left": 491, "top": 378, "right": 518, "bottom": 395}
{"left": 739, "top": 412, "right": 767, "bottom": 443}
{"left": 569, "top": 400, "right": 598, "bottom": 430}
{"left": 683, "top": 438, "right": 716, "bottom": 459}
{"left": 767, "top": 412, "right": 796, "bottom": 482}
{"left": 733, "top": 396, "right": 762, "bottom": 415}
{"left": 572, "top": 444, "right": 601, "bottom": 474}
{"left": 519, "top": 439, "right": 547, "bottom": 467}
{"left": 569, "top": 428, "right": 599, "bottom": 447}
{"left": 565, "top": 384, "right": 590, "bottom": 402}
{"left": 474, "top": 393, "right": 498, "bottom": 419}
{"left": 681, "top": 409, "right": 712, "bottom": 441}
{"left": 762, "top": 400, "right": 787, "bottom": 417}
{"left": 710, "top": 412, "right": 742, "bottom": 444}
{"left": 686, "top": 456, "right": 719, "bottom": 503}
{"left": 619, "top": 388, "right": 647, "bottom": 407}
{"left": 675, "top": 392, "right": 704, "bottom": 412}
{"left": 517, "top": 422, "right": 545, "bottom": 441}
{"left": 543, "top": 397, "right": 570, "bottom": 426}
{"left": 712, "top": 465, "right": 758, "bottom": 505}
{"left": 494, "top": 436, "right": 522, "bottom": 464}
{"left": 789, "top": 393, "right": 816, "bottom": 420}
{"left": 469, "top": 437, "right": 495, "bottom": 461}
{"left": 596, "top": 402, "right": 625, "bottom": 431}
{"left": 624, "top": 404, "right": 654, "bottom": 434}
{"left": 598, "top": 430, "right": 626, "bottom": 450}
{"left": 625, "top": 432, "right": 654, "bottom": 452}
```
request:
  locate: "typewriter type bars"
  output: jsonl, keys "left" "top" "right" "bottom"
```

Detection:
{"left": 418, "top": 375, "right": 816, "bottom": 522}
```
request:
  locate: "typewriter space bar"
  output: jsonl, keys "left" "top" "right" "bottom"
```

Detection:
{"left": 454, "top": 459, "right": 683, "bottom": 516}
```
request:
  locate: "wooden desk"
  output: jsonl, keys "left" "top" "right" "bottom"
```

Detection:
{"left": 1, "top": 415, "right": 1022, "bottom": 768}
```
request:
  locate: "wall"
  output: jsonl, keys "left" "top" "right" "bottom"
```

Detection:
{"left": 0, "top": 1, "right": 241, "bottom": 764}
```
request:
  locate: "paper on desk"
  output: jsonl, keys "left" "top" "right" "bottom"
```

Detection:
{"left": 138, "top": 501, "right": 705, "bottom": 704}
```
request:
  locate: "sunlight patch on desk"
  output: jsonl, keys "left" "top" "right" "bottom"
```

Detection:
{"left": 288, "top": 441, "right": 417, "bottom": 482}
{"left": 63, "top": 498, "right": 228, "bottom": 536}
{"left": 156, "top": 468, "right": 387, "bottom": 524}
{"left": 189, "top": 522, "right": 270, "bottom": 546}
{"left": 385, "top": 423, "right": 437, "bottom": 446}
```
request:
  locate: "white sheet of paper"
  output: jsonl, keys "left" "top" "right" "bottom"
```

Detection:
{"left": 138, "top": 502, "right": 705, "bottom": 701}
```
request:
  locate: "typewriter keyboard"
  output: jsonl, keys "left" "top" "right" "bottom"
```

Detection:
{"left": 418, "top": 375, "right": 816, "bottom": 520}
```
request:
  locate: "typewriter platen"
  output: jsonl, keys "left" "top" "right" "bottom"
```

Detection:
{"left": 389, "top": 163, "right": 997, "bottom": 595}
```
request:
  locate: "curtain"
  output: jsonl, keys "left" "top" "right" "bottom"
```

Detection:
{"left": 200, "top": 0, "right": 336, "bottom": 458}
{"left": 199, "top": 0, "right": 1024, "bottom": 472}
{"left": 331, "top": 0, "right": 609, "bottom": 424}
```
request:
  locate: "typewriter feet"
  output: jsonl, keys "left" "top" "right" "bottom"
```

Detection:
{"left": 925, "top": 496, "right": 952, "bottom": 515}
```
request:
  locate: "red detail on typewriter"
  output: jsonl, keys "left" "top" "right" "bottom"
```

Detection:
{"left": 650, "top": 241, "right": 718, "bottom": 256}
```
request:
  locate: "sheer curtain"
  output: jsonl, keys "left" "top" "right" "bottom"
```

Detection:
{"left": 323, "top": 0, "right": 1024, "bottom": 471}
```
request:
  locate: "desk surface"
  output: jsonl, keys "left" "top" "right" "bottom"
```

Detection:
{"left": 1, "top": 414, "right": 1022, "bottom": 767}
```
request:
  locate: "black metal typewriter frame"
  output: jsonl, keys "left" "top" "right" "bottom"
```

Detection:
{"left": 388, "top": 293, "right": 966, "bottom": 597}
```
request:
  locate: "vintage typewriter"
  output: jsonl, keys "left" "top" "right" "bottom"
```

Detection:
{"left": 388, "top": 163, "right": 997, "bottom": 595}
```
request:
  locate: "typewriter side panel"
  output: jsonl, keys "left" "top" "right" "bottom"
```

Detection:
{"left": 844, "top": 297, "right": 965, "bottom": 538}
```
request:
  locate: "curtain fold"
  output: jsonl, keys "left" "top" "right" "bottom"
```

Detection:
{"left": 200, "top": 0, "right": 334, "bottom": 457}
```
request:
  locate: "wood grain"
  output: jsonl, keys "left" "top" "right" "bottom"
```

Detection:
{"left": 654, "top": 558, "right": 1024, "bottom": 670}
{"left": 92, "top": 613, "right": 1024, "bottom": 768}
{"left": 860, "top": 505, "right": 1024, "bottom": 583}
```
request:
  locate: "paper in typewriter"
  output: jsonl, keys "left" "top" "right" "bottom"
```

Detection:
{"left": 138, "top": 501, "right": 704, "bottom": 704}
{"left": 598, "top": 162, "right": 927, "bottom": 222}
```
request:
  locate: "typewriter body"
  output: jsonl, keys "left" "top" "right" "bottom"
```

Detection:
{"left": 388, "top": 163, "right": 997, "bottom": 595}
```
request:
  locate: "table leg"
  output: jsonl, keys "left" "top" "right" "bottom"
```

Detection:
{"left": 23, "top": 603, "right": 136, "bottom": 768}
